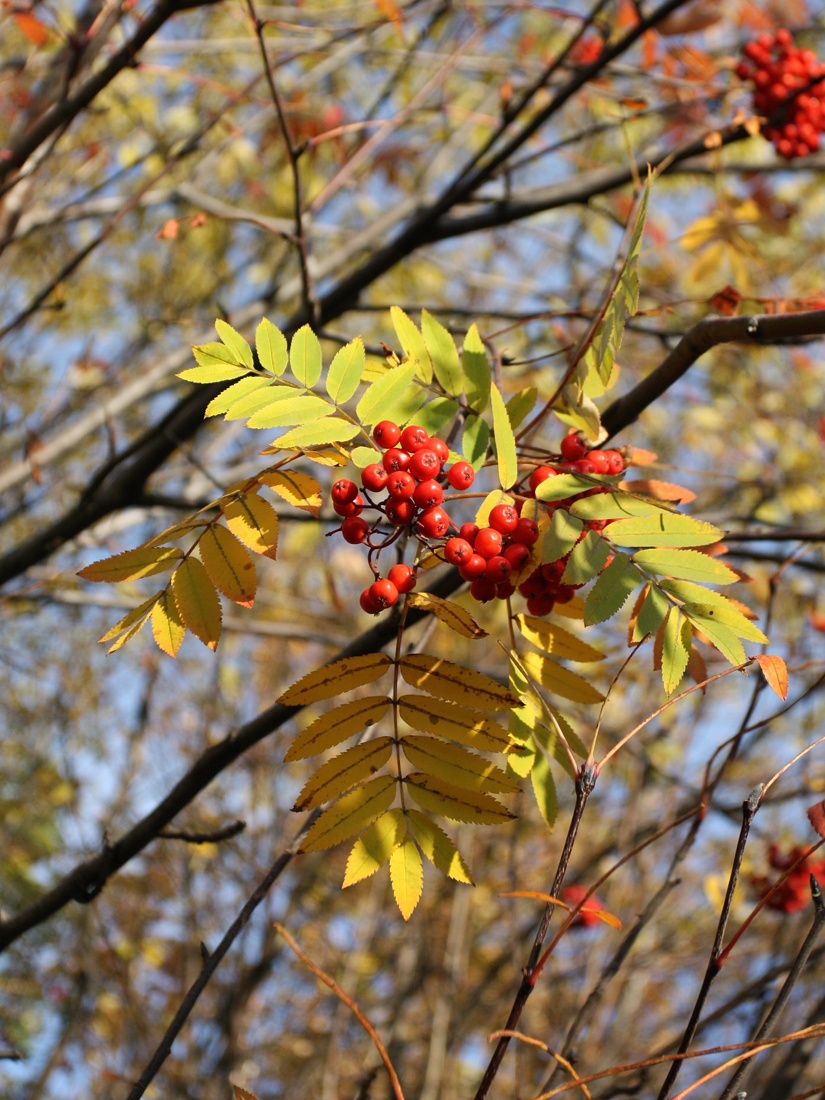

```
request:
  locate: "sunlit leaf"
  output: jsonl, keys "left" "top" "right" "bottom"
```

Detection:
{"left": 356, "top": 361, "right": 419, "bottom": 426}
{"left": 300, "top": 775, "right": 397, "bottom": 852}
{"left": 661, "top": 606, "right": 692, "bottom": 694}
{"left": 521, "top": 651, "right": 604, "bottom": 704}
{"left": 516, "top": 615, "right": 606, "bottom": 662}
{"left": 98, "top": 592, "right": 161, "bottom": 649}
{"left": 326, "top": 337, "right": 366, "bottom": 404}
{"left": 399, "top": 654, "right": 518, "bottom": 710}
{"left": 462, "top": 413, "right": 490, "bottom": 469}
{"left": 292, "top": 737, "right": 394, "bottom": 811}
{"left": 631, "top": 582, "right": 670, "bottom": 642}
{"left": 223, "top": 492, "right": 279, "bottom": 558}
{"left": 422, "top": 310, "right": 462, "bottom": 395}
{"left": 401, "top": 736, "right": 520, "bottom": 793}
{"left": 171, "top": 557, "right": 222, "bottom": 651}
{"left": 461, "top": 323, "right": 491, "bottom": 411}
{"left": 151, "top": 590, "right": 186, "bottom": 657}
{"left": 279, "top": 654, "right": 394, "bottom": 707}
{"left": 256, "top": 317, "right": 288, "bottom": 376}
{"left": 490, "top": 383, "right": 517, "bottom": 490}
{"left": 406, "top": 809, "right": 473, "bottom": 883}
{"left": 198, "top": 524, "right": 256, "bottom": 607}
{"left": 275, "top": 418, "right": 362, "bottom": 448}
{"left": 246, "top": 394, "right": 333, "bottom": 429}
{"left": 535, "top": 473, "right": 592, "bottom": 503}
{"left": 530, "top": 751, "right": 557, "bottom": 829}
{"left": 562, "top": 531, "right": 611, "bottom": 585}
{"left": 397, "top": 695, "right": 511, "bottom": 752}
{"left": 685, "top": 613, "right": 747, "bottom": 666}
{"left": 390, "top": 305, "right": 432, "bottom": 383}
{"left": 181, "top": 342, "right": 250, "bottom": 382}
{"left": 607, "top": 514, "right": 723, "bottom": 548}
{"left": 633, "top": 548, "right": 738, "bottom": 584}
{"left": 405, "top": 773, "right": 515, "bottom": 824}
{"left": 79, "top": 545, "right": 184, "bottom": 583}
{"left": 259, "top": 470, "right": 323, "bottom": 515}
{"left": 569, "top": 491, "right": 667, "bottom": 521}
{"left": 215, "top": 318, "right": 254, "bottom": 368}
{"left": 542, "top": 508, "right": 584, "bottom": 563}
{"left": 390, "top": 836, "right": 424, "bottom": 920}
{"left": 343, "top": 810, "right": 406, "bottom": 887}
{"left": 406, "top": 591, "right": 487, "bottom": 639}
{"left": 205, "top": 376, "right": 271, "bottom": 418}
{"left": 285, "top": 696, "right": 392, "bottom": 760}
{"left": 755, "top": 654, "right": 789, "bottom": 700}
{"left": 583, "top": 553, "right": 642, "bottom": 626}
{"left": 289, "top": 324, "right": 323, "bottom": 387}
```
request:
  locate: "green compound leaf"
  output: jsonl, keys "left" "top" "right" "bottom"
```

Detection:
{"left": 422, "top": 310, "right": 463, "bottom": 396}
{"left": 275, "top": 418, "right": 362, "bottom": 449}
{"left": 606, "top": 513, "right": 723, "bottom": 548}
{"left": 205, "top": 376, "right": 271, "bottom": 418}
{"left": 215, "top": 319, "right": 254, "bottom": 368}
{"left": 343, "top": 810, "right": 406, "bottom": 888}
{"left": 356, "top": 361, "right": 419, "bottom": 426}
{"left": 633, "top": 548, "right": 738, "bottom": 584}
{"left": 181, "top": 342, "right": 251, "bottom": 383}
{"left": 490, "top": 383, "right": 518, "bottom": 490}
{"left": 390, "top": 305, "right": 432, "bottom": 383}
{"left": 662, "top": 606, "right": 692, "bottom": 694}
{"left": 461, "top": 323, "right": 491, "bottom": 412}
{"left": 684, "top": 611, "right": 747, "bottom": 666}
{"left": 660, "top": 582, "right": 768, "bottom": 642}
{"left": 256, "top": 317, "right": 288, "bottom": 376}
{"left": 246, "top": 393, "right": 333, "bottom": 430}
{"left": 406, "top": 809, "right": 473, "bottom": 883}
{"left": 584, "top": 553, "right": 643, "bottom": 626}
{"left": 326, "top": 337, "right": 366, "bottom": 405}
{"left": 289, "top": 324, "right": 323, "bottom": 388}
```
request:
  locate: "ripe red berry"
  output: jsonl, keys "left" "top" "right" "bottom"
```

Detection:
{"left": 331, "top": 478, "right": 358, "bottom": 504}
{"left": 459, "top": 553, "right": 487, "bottom": 581}
{"left": 474, "top": 527, "right": 504, "bottom": 559}
{"left": 488, "top": 503, "right": 519, "bottom": 535}
{"left": 526, "top": 594, "right": 556, "bottom": 616}
{"left": 407, "top": 449, "right": 441, "bottom": 481}
{"left": 360, "top": 587, "right": 381, "bottom": 614}
{"left": 574, "top": 457, "right": 596, "bottom": 475}
{"left": 413, "top": 479, "right": 444, "bottom": 509}
{"left": 369, "top": 578, "right": 399, "bottom": 609}
{"left": 341, "top": 516, "right": 370, "bottom": 544}
{"left": 416, "top": 506, "right": 450, "bottom": 539}
{"left": 496, "top": 581, "right": 515, "bottom": 600}
{"left": 373, "top": 420, "right": 401, "bottom": 448}
{"left": 529, "top": 465, "right": 556, "bottom": 492}
{"left": 602, "top": 449, "right": 624, "bottom": 474}
{"left": 385, "top": 498, "right": 416, "bottom": 526}
{"left": 588, "top": 449, "right": 610, "bottom": 474}
{"left": 388, "top": 563, "right": 417, "bottom": 593}
{"left": 560, "top": 433, "right": 588, "bottom": 461}
{"left": 444, "top": 537, "right": 473, "bottom": 565}
{"left": 485, "top": 555, "right": 512, "bottom": 582}
{"left": 382, "top": 447, "right": 410, "bottom": 473}
{"left": 512, "top": 517, "right": 539, "bottom": 546}
{"left": 447, "top": 461, "right": 475, "bottom": 490}
{"left": 362, "top": 462, "right": 389, "bottom": 492}
{"left": 459, "top": 522, "right": 480, "bottom": 545}
{"left": 503, "top": 542, "right": 531, "bottom": 571}
{"left": 387, "top": 471, "right": 416, "bottom": 499}
{"left": 470, "top": 577, "right": 498, "bottom": 602}
{"left": 400, "top": 425, "right": 429, "bottom": 453}
{"left": 429, "top": 437, "right": 450, "bottom": 463}
{"left": 333, "top": 493, "right": 365, "bottom": 518}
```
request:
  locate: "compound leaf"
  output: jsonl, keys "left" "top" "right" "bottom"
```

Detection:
{"left": 607, "top": 513, "right": 723, "bottom": 548}
{"left": 246, "top": 393, "right": 332, "bottom": 430}
{"left": 562, "top": 530, "right": 611, "bottom": 586}
{"left": 259, "top": 470, "right": 323, "bottom": 515}
{"left": 584, "top": 553, "right": 642, "bottom": 626}
{"left": 516, "top": 615, "right": 606, "bottom": 662}
{"left": 151, "top": 590, "right": 186, "bottom": 657}
{"left": 633, "top": 548, "right": 738, "bottom": 584}
{"left": 521, "top": 651, "right": 604, "bottom": 704}
{"left": 215, "top": 318, "right": 253, "bottom": 368}
{"left": 397, "top": 695, "right": 511, "bottom": 752}
{"left": 79, "top": 545, "right": 184, "bottom": 583}
{"left": 205, "top": 376, "right": 271, "bottom": 418}
{"left": 275, "top": 418, "right": 361, "bottom": 449}
{"left": 343, "top": 810, "right": 406, "bottom": 887}
{"left": 402, "top": 736, "right": 520, "bottom": 794}
{"left": 406, "top": 592, "right": 487, "bottom": 639}
{"left": 181, "top": 342, "right": 250, "bottom": 382}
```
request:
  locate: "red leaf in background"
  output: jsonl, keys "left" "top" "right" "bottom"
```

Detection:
{"left": 156, "top": 218, "right": 179, "bottom": 240}
{"left": 708, "top": 285, "right": 742, "bottom": 316}
{"left": 809, "top": 801, "right": 825, "bottom": 841}
{"left": 13, "top": 10, "right": 49, "bottom": 46}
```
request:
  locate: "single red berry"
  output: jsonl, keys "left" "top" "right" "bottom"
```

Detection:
{"left": 503, "top": 542, "right": 531, "bottom": 571}
{"left": 429, "top": 437, "right": 450, "bottom": 463}
{"left": 526, "top": 594, "right": 556, "bottom": 616}
{"left": 387, "top": 471, "right": 416, "bottom": 499}
{"left": 400, "top": 425, "right": 430, "bottom": 453}
{"left": 331, "top": 478, "right": 358, "bottom": 504}
{"left": 554, "top": 584, "right": 575, "bottom": 604}
{"left": 373, "top": 420, "right": 401, "bottom": 448}
{"left": 413, "top": 478, "right": 444, "bottom": 509}
{"left": 602, "top": 449, "right": 625, "bottom": 474}
{"left": 588, "top": 450, "right": 610, "bottom": 474}
{"left": 459, "top": 554, "right": 487, "bottom": 581}
{"left": 542, "top": 560, "right": 566, "bottom": 585}
{"left": 388, "top": 563, "right": 417, "bottom": 593}
{"left": 333, "top": 493, "right": 365, "bottom": 518}
{"left": 417, "top": 506, "right": 451, "bottom": 539}
{"left": 407, "top": 449, "right": 441, "bottom": 481}
{"left": 519, "top": 570, "right": 546, "bottom": 599}
{"left": 529, "top": 465, "right": 556, "bottom": 492}
{"left": 385, "top": 498, "right": 416, "bottom": 526}
{"left": 485, "top": 555, "right": 512, "bottom": 582}
{"left": 341, "top": 516, "right": 370, "bottom": 544}
{"left": 470, "top": 576, "right": 498, "bottom": 602}
{"left": 447, "top": 461, "right": 475, "bottom": 490}
{"left": 444, "top": 537, "right": 473, "bottom": 565}
{"left": 488, "top": 503, "right": 519, "bottom": 535}
{"left": 512, "top": 517, "right": 539, "bottom": 546}
{"left": 574, "top": 457, "right": 596, "bottom": 475}
{"left": 360, "top": 587, "right": 381, "bottom": 614}
{"left": 362, "top": 462, "right": 389, "bottom": 492}
{"left": 560, "top": 433, "right": 589, "bottom": 461}
{"left": 459, "top": 522, "right": 480, "bottom": 545}
{"left": 474, "top": 527, "right": 504, "bottom": 559}
{"left": 369, "top": 578, "right": 399, "bottom": 609}
{"left": 382, "top": 447, "right": 410, "bottom": 473}
{"left": 496, "top": 581, "right": 515, "bottom": 600}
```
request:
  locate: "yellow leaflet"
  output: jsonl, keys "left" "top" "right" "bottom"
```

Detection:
{"left": 259, "top": 470, "right": 323, "bottom": 516}
{"left": 399, "top": 654, "right": 518, "bottom": 711}
{"left": 78, "top": 545, "right": 183, "bottom": 583}
{"left": 151, "top": 590, "right": 185, "bottom": 657}
{"left": 222, "top": 492, "right": 279, "bottom": 559}
{"left": 297, "top": 448, "right": 347, "bottom": 467}
{"left": 516, "top": 614, "right": 606, "bottom": 663}
{"left": 198, "top": 524, "right": 256, "bottom": 607}
{"left": 397, "top": 695, "right": 511, "bottom": 752}
{"left": 256, "top": 316, "right": 288, "bottom": 376}
{"left": 284, "top": 696, "right": 391, "bottom": 760}
{"left": 521, "top": 651, "right": 604, "bottom": 705}
{"left": 144, "top": 521, "right": 207, "bottom": 549}
{"left": 490, "top": 383, "right": 517, "bottom": 490}
{"left": 279, "top": 654, "right": 393, "bottom": 708}
{"left": 632, "top": 548, "right": 738, "bottom": 585}
{"left": 390, "top": 305, "right": 432, "bottom": 383}
{"left": 406, "top": 592, "right": 487, "bottom": 639}
{"left": 205, "top": 376, "right": 271, "bottom": 418}
{"left": 551, "top": 595, "right": 585, "bottom": 620}
{"left": 405, "top": 773, "right": 515, "bottom": 824}
{"left": 299, "top": 774, "right": 396, "bottom": 853}
{"left": 406, "top": 809, "right": 473, "bottom": 883}
{"left": 662, "top": 607, "right": 692, "bottom": 695}
{"left": 215, "top": 318, "right": 254, "bottom": 368}
{"left": 390, "top": 837, "right": 424, "bottom": 921}
{"left": 292, "top": 737, "right": 394, "bottom": 811}
{"left": 99, "top": 591, "right": 162, "bottom": 644}
{"left": 402, "top": 736, "right": 520, "bottom": 794}
{"left": 342, "top": 810, "right": 406, "bottom": 887}
{"left": 171, "top": 558, "right": 222, "bottom": 651}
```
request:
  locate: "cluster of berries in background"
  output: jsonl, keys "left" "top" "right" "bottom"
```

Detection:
{"left": 330, "top": 418, "right": 627, "bottom": 618}
{"left": 750, "top": 844, "right": 825, "bottom": 913}
{"left": 737, "top": 29, "right": 825, "bottom": 159}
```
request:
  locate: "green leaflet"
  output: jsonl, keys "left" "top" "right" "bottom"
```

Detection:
{"left": 490, "top": 383, "right": 517, "bottom": 490}
{"left": 561, "top": 530, "right": 611, "bottom": 585}
{"left": 224, "top": 384, "right": 298, "bottom": 423}
{"left": 570, "top": 491, "right": 667, "bottom": 521}
{"left": 685, "top": 611, "right": 746, "bottom": 666}
{"left": 215, "top": 318, "right": 254, "bottom": 368}
{"left": 356, "top": 361, "right": 419, "bottom": 426}
{"left": 180, "top": 342, "right": 250, "bottom": 383}
{"left": 632, "top": 583, "right": 670, "bottom": 641}
{"left": 461, "top": 323, "right": 490, "bottom": 411}
{"left": 506, "top": 387, "right": 537, "bottom": 430}
{"left": 633, "top": 548, "right": 738, "bottom": 584}
{"left": 275, "top": 418, "right": 362, "bottom": 449}
{"left": 422, "top": 310, "right": 463, "bottom": 395}
{"left": 462, "top": 413, "right": 490, "bottom": 469}
{"left": 413, "top": 397, "right": 459, "bottom": 437}
{"left": 256, "top": 317, "right": 288, "bottom": 375}
{"left": 530, "top": 751, "right": 557, "bottom": 829}
{"left": 661, "top": 607, "right": 692, "bottom": 695}
{"left": 391, "top": 305, "right": 432, "bottom": 383}
{"left": 326, "top": 337, "right": 365, "bottom": 404}
{"left": 607, "top": 513, "right": 723, "bottom": 548}
{"left": 245, "top": 393, "right": 333, "bottom": 430}
{"left": 543, "top": 508, "right": 583, "bottom": 563}
{"left": 534, "top": 473, "right": 592, "bottom": 503}
{"left": 289, "top": 325, "right": 323, "bottom": 388}
{"left": 205, "top": 376, "right": 271, "bottom": 418}
{"left": 660, "top": 582, "right": 768, "bottom": 642}
{"left": 584, "top": 553, "right": 642, "bottom": 626}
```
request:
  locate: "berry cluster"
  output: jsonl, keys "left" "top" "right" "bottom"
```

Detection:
{"left": 736, "top": 30, "right": 825, "bottom": 159}
{"left": 750, "top": 844, "right": 825, "bottom": 913}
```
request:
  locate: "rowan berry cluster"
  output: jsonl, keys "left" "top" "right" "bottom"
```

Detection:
{"left": 736, "top": 29, "right": 825, "bottom": 159}
{"left": 750, "top": 844, "right": 825, "bottom": 913}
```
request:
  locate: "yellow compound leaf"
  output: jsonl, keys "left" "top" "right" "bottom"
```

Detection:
{"left": 279, "top": 654, "right": 393, "bottom": 708}
{"left": 151, "top": 590, "right": 185, "bottom": 657}
{"left": 516, "top": 615, "right": 606, "bottom": 663}
{"left": 78, "top": 545, "right": 184, "bottom": 583}
{"left": 755, "top": 654, "right": 789, "bottom": 701}
{"left": 390, "top": 836, "right": 424, "bottom": 921}
{"left": 222, "top": 492, "right": 279, "bottom": 559}
{"left": 406, "top": 592, "right": 487, "bottom": 639}
{"left": 198, "top": 524, "right": 256, "bottom": 607}
{"left": 402, "top": 736, "right": 520, "bottom": 794}
{"left": 259, "top": 469, "right": 323, "bottom": 516}
{"left": 342, "top": 810, "right": 406, "bottom": 887}
{"left": 300, "top": 775, "right": 396, "bottom": 853}
{"left": 292, "top": 737, "right": 394, "bottom": 811}
{"left": 397, "top": 695, "right": 511, "bottom": 752}
{"left": 171, "top": 558, "right": 222, "bottom": 651}
{"left": 406, "top": 809, "right": 473, "bottom": 883}
{"left": 285, "top": 696, "right": 392, "bottom": 760}
{"left": 399, "top": 654, "right": 518, "bottom": 711}
{"left": 405, "top": 773, "right": 515, "bottom": 824}
{"left": 521, "top": 651, "right": 604, "bottom": 704}
{"left": 99, "top": 592, "right": 161, "bottom": 652}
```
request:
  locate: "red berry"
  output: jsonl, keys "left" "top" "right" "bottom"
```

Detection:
{"left": 331, "top": 478, "right": 358, "bottom": 504}
{"left": 447, "top": 461, "right": 475, "bottom": 490}
{"left": 333, "top": 493, "right": 365, "bottom": 518}
{"left": 459, "top": 554, "right": 487, "bottom": 580}
{"left": 529, "top": 465, "right": 556, "bottom": 492}
{"left": 602, "top": 449, "right": 625, "bottom": 474}
{"left": 470, "top": 577, "right": 498, "bottom": 602}
{"left": 444, "top": 537, "right": 473, "bottom": 565}
{"left": 429, "top": 437, "right": 450, "bottom": 463}
{"left": 387, "top": 471, "right": 416, "bottom": 499}
{"left": 496, "top": 581, "right": 515, "bottom": 600}
{"left": 362, "top": 463, "right": 389, "bottom": 492}
{"left": 474, "top": 527, "right": 504, "bottom": 559}
{"left": 488, "top": 503, "right": 519, "bottom": 535}
{"left": 485, "top": 555, "right": 512, "bottom": 582}
{"left": 407, "top": 449, "right": 441, "bottom": 481}
{"left": 388, "top": 563, "right": 417, "bottom": 593}
{"left": 560, "top": 433, "right": 588, "bottom": 461}
{"left": 369, "top": 578, "right": 399, "bottom": 609}
{"left": 526, "top": 594, "right": 556, "bottom": 616}
{"left": 588, "top": 450, "right": 610, "bottom": 474}
{"left": 373, "top": 420, "right": 401, "bottom": 448}
{"left": 400, "top": 425, "right": 429, "bottom": 453}
{"left": 360, "top": 587, "right": 381, "bottom": 614}
{"left": 512, "top": 517, "right": 539, "bottom": 546}
{"left": 385, "top": 498, "right": 416, "bottom": 526}
{"left": 459, "top": 522, "right": 480, "bottom": 545}
{"left": 503, "top": 542, "right": 531, "bottom": 570}
{"left": 341, "top": 516, "right": 370, "bottom": 544}
{"left": 382, "top": 448, "right": 410, "bottom": 473}
{"left": 574, "top": 457, "right": 596, "bottom": 475}
{"left": 413, "top": 478, "right": 444, "bottom": 509}
{"left": 416, "top": 506, "right": 451, "bottom": 539}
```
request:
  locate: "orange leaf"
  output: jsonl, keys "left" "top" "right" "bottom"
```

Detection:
{"left": 755, "top": 654, "right": 788, "bottom": 701}
{"left": 808, "top": 800, "right": 825, "bottom": 841}
{"left": 14, "top": 10, "right": 49, "bottom": 45}
{"left": 708, "top": 285, "right": 742, "bottom": 316}
{"left": 156, "top": 218, "right": 179, "bottom": 240}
